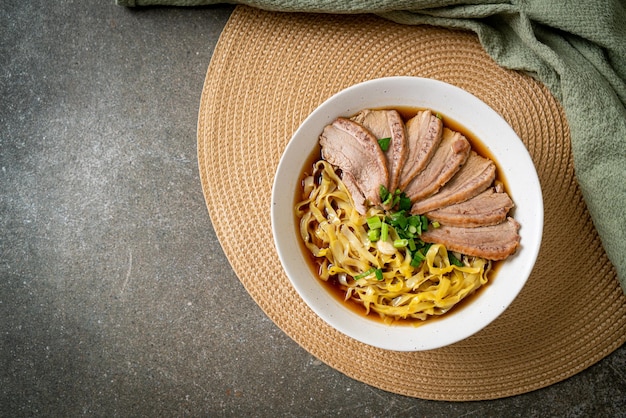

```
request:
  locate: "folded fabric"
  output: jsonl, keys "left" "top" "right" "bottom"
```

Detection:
{"left": 118, "top": 0, "right": 626, "bottom": 293}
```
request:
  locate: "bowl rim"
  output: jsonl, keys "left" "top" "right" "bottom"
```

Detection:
{"left": 271, "top": 76, "right": 543, "bottom": 351}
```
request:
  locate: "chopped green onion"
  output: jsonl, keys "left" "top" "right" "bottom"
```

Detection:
{"left": 368, "top": 229, "right": 380, "bottom": 242}
{"left": 374, "top": 268, "right": 384, "bottom": 281}
{"left": 354, "top": 268, "right": 375, "bottom": 280}
{"left": 411, "top": 250, "right": 425, "bottom": 267}
{"left": 377, "top": 137, "right": 391, "bottom": 151}
{"left": 432, "top": 221, "right": 440, "bottom": 228}
{"left": 399, "top": 195, "right": 412, "bottom": 211}
{"left": 435, "top": 112, "right": 443, "bottom": 120}
{"left": 449, "top": 253, "right": 463, "bottom": 267}
{"left": 367, "top": 216, "right": 382, "bottom": 230}
{"left": 408, "top": 238, "right": 416, "bottom": 251}
{"left": 393, "top": 239, "right": 409, "bottom": 248}
{"left": 380, "top": 185, "right": 394, "bottom": 206}
{"left": 381, "top": 222, "right": 389, "bottom": 242}
{"left": 389, "top": 212, "right": 407, "bottom": 229}
{"left": 379, "top": 185, "right": 390, "bottom": 204}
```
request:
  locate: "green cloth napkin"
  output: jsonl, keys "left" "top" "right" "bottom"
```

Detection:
{"left": 119, "top": 0, "right": 626, "bottom": 293}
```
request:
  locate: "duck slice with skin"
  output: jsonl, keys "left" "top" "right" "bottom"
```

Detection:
{"left": 411, "top": 151, "right": 496, "bottom": 215}
{"left": 420, "top": 217, "right": 520, "bottom": 260}
{"left": 404, "top": 128, "right": 471, "bottom": 203}
{"left": 351, "top": 109, "right": 407, "bottom": 193}
{"left": 320, "top": 117, "right": 389, "bottom": 209}
{"left": 341, "top": 172, "right": 367, "bottom": 215}
{"left": 425, "top": 187, "right": 514, "bottom": 228}
{"left": 397, "top": 110, "right": 443, "bottom": 190}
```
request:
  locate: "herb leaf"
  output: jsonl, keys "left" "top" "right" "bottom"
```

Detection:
{"left": 377, "top": 137, "right": 391, "bottom": 151}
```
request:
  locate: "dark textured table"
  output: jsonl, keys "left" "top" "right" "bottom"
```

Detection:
{"left": 1, "top": 1, "right": 624, "bottom": 416}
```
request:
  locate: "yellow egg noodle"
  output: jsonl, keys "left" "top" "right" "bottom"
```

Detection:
{"left": 296, "top": 160, "right": 491, "bottom": 323}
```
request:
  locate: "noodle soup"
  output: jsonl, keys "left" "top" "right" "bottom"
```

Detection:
{"left": 295, "top": 108, "right": 514, "bottom": 324}
{"left": 272, "top": 76, "right": 542, "bottom": 350}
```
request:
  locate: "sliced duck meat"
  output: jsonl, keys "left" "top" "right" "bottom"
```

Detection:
{"left": 426, "top": 187, "right": 514, "bottom": 227}
{"left": 398, "top": 110, "right": 443, "bottom": 190}
{"left": 410, "top": 151, "right": 496, "bottom": 214}
{"left": 403, "top": 128, "right": 471, "bottom": 202}
{"left": 351, "top": 109, "right": 407, "bottom": 192}
{"left": 420, "top": 217, "right": 521, "bottom": 260}
{"left": 341, "top": 172, "right": 367, "bottom": 214}
{"left": 320, "top": 117, "right": 389, "bottom": 208}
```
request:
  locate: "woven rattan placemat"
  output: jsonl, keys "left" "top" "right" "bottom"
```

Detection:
{"left": 197, "top": 6, "right": 626, "bottom": 400}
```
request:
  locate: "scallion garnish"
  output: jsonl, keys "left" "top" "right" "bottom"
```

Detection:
{"left": 399, "top": 195, "right": 411, "bottom": 211}
{"left": 449, "top": 253, "right": 464, "bottom": 267}
{"left": 353, "top": 267, "right": 384, "bottom": 281}
{"left": 379, "top": 185, "right": 391, "bottom": 205}
{"left": 380, "top": 222, "right": 389, "bottom": 242}
{"left": 367, "top": 185, "right": 467, "bottom": 271}
{"left": 366, "top": 216, "right": 382, "bottom": 230}
{"left": 393, "top": 239, "right": 408, "bottom": 248}
{"left": 368, "top": 229, "right": 380, "bottom": 242}
{"left": 389, "top": 211, "right": 407, "bottom": 229}
{"left": 354, "top": 268, "right": 376, "bottom": 280}
{"left": 411, "top": 250, "right": 425, "bottom": 267}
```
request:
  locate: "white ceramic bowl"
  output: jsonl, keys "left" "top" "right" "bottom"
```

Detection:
{"left": 271, "top": 77, "right": 543, "bottom": 351}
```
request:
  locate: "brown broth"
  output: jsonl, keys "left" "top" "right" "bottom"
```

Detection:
{"left": 293, "top": 108, "right": 509, "bottom": 325}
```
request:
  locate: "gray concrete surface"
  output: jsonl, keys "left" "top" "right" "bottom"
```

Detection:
{"left": 1, "top": 1, "right": 625, "bottom": 416}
